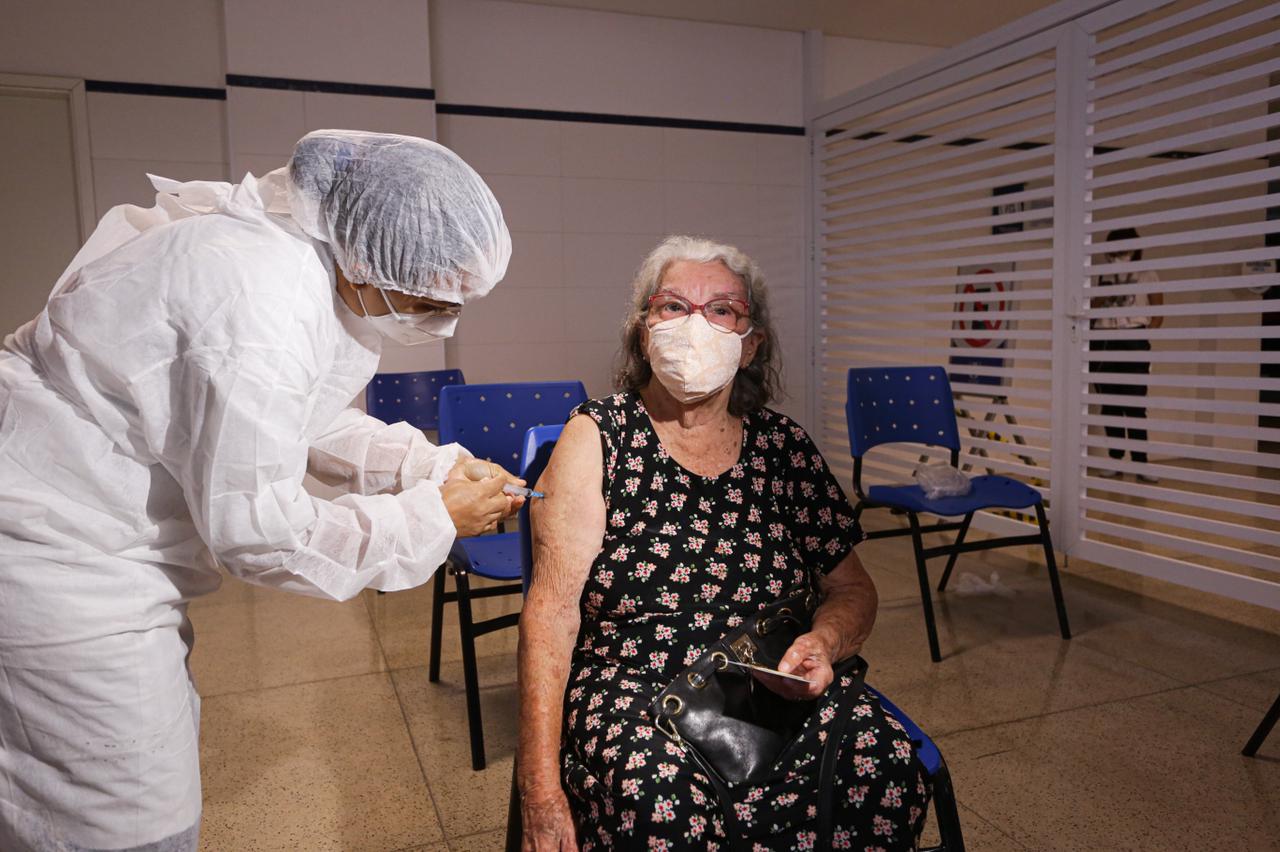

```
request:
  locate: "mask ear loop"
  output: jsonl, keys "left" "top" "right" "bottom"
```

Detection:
{"left": 378, "top": 287, "right": 413, "bottom": 323}
{"left": 355, "top": 286, "right": 373, "bottom": 318}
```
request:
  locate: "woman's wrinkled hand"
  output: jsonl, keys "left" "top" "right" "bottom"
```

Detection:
{"left": 755, "top": 632, "right": 835, "bottom": 701}
{"left": 521, "top": 787, "right": 578, "bottom": 851}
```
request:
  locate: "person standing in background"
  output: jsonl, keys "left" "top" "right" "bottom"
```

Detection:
{"left": 1090, "top": 227, "right": 1163, "bottom": 483}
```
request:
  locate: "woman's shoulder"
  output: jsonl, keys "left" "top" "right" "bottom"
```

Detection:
{"left": 572, "top": 391, "right": 641, "bottom": 428}
{"left": 752, "top": 406, "right": 817, "bottom": 449}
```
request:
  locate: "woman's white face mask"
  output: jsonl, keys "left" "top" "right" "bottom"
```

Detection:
{"left": 647, "top": 314, "right": 752, "bottom": 403}
{"left": 356, "top": 287, "right": 459, "bottom": 346}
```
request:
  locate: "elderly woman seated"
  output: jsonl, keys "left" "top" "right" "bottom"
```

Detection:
{"left": 517, "top": 236, "right": 931, "bottom": 850}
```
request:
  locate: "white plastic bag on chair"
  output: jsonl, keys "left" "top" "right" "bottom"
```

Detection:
{"left": 914, "top": 463, "right": 972, "bottom": 498}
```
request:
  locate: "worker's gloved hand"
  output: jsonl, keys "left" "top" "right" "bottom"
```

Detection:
{"left": 456, "top": 461, "right": 527, "bottom": 513}
{"left": 441, "top": 475, "right": 516, "bottom": 537}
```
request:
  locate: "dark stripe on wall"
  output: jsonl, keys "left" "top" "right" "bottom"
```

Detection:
{"left": 436, "top": 103, "right": 805, "bottom": 136}
{"left": 81, "top": 79, "right": 802, "bottom": 136}
{"left": 84, "top": 80, "right": 226, "bottom": 100}
{"left": 225, "top": 75, "right": 434, "bottom": 100}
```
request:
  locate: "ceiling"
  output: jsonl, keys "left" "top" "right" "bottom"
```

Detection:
{"left": 507, "top": 0, "right": 1068, "bottom": 48}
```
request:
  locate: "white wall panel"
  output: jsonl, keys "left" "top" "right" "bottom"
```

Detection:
{"left": 563, "top": 178, "right": 666, "bottom": 234}
{"left": 224, "top": 0, "right": 432, "bottom": 87}
{"left": 663, "top": 129, "right": 759, "bottom": 184}
{"left": 481, "top": 174, "right": 563, "bottom": 233}
{"left": 438, "top": 114, "right": 562, "bottom": 177}
{"left": 430, "top": 0, "right": 803, "bottom": 125}
{"left": 663, "top": 181, "right": 758, "bottom": 237}
{"left": 755, "top": 135, "right": 808, "bottom": 186}
{"left": 499, "top": 231, "right": 564, "bottom": 289}
{"left": 0, "top": 0, "right": 224, "bottom": 87}
{"left": 86, "top": 92, "right": 225, "bottom": 163}
{"left": 561, "top": 233, "right": 661, "bottom": 289}
{"left": 557, "top": 123, "right": 663, "bottom": 181}
{"left": 226, "top": 87, "right": 306, "bottom": 159}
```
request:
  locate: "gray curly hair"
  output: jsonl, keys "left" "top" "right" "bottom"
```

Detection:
{"left": 614, "top": 235, "right": 781, "bottom": 416}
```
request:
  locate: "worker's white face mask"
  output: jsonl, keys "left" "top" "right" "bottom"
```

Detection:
{"left": 356, "top": 287, "right": 459, "bottom": 346}
{"left": 647, "top": 315, "right": 752, "bottom": 403}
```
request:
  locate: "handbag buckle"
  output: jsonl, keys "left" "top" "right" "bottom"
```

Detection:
{"left": 728, "top": 633, "right": 757, "bottom": 664}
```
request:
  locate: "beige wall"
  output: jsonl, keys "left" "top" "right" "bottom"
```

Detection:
{"left": 0, "top": 0, "right": 942, "bottom": 426}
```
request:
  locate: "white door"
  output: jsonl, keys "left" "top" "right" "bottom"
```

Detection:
{"left": 0, "top": 77, "right": 93, "bottom": 335}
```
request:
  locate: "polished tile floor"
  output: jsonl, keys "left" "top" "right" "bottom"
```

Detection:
{"left": 189, "top": 515, "right": 1280, "bottom": 851}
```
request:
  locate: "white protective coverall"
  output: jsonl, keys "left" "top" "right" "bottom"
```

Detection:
{"left": 0, "top": 131, "right": 510, "bottom": 851}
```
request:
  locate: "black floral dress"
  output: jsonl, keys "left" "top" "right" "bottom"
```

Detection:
{"left": 561, "top": 393, "right": 930, "bottom": 851}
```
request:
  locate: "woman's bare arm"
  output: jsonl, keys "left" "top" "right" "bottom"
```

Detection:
{"left": 773, "top": 549, "right": 878, "bottom": 700}
{"left": 517, "top": 414, "right": 606, "bottom": 848}
{"left": 811, "top": 548, "right": 878, "bottom": 662}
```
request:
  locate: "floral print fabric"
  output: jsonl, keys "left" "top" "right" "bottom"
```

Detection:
{"left": 560, "top": 393, "right": 930, "bottom": 850}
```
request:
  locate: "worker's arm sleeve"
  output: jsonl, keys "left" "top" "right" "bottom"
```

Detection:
{"left": 136, "top": 286, "right": 456, "bottom": 602}
{"left": 307, "top": 407, "right": 471, "bottom": 496}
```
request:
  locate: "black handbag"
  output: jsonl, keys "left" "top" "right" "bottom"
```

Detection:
{"left": 649, "top": 590, "right": 869, "bottom": 847}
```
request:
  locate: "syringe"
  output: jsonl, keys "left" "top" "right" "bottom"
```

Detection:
{"left": 502, "top": 483, "right": 545, "bottom": 499}
{"left": 464, "top": 460, "right": 545, "bottom": 499}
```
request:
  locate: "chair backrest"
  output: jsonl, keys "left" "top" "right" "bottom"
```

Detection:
{"left": 366, "top": 369, "right": 465, "bottom": 432}
{"left": 517, "top": 424, "right": 563, "bottom": 595}
{"left": 438, "top": 381, "right": 587, "bottom": 469}
{"left": 845, "top": 366, "right": 961, "bottom": 458}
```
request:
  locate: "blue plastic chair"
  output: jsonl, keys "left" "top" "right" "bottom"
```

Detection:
{"left": 847, "top": 366, "right": 1070, "bottom": 662}
{"left": 868, "top": 687, "right": 965, "bottom": 851}
{"left": 503, "top": 426, "right": 965, "bottom": 852}
{"left": 365, "top": 369, "right": 464, "bottom": 434}
{"left": 432, "top": 382, "right": 587, "bottom": 770}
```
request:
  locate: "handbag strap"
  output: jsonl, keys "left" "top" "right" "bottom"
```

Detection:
{"left": 690, "top": 655, "right": 868, "bottom": 847}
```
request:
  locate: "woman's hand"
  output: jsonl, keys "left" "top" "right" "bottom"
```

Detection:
{"left": 521, "top": 786, "right": 578, "bottom": 851}
{"left": 755, "top": 632, "right": 835, "bottom": 701}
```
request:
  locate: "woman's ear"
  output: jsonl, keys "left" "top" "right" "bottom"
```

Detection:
{"left": 740, "top": 329, "right": 764, "bottom": 367}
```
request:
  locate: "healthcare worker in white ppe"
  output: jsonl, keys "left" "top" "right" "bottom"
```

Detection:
{"left": 0, "top": 130, "right": 517, "bottom": 851}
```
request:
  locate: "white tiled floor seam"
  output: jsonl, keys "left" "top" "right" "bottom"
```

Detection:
{"left": 196, "top": 667, "right": 392, "bottom": 701}
{"left": 368, "top": 609, "right": 452, "bottom": 843}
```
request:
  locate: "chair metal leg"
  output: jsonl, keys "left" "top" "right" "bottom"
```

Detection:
{"left": 908, "top": 512, "right": 943, "bottom": 663}
{"left": 428, "top": 567, "right": 447, "bottom": 683}
{"left": 505, "top": 760, "right": 522, "bottom": 851}
{"left": 1034, "top": 503, "right": 1071, "bottom": 640}
{"left": 454, "top": 570, "right": 487, "bottom": 770}
{"left": 928, "top": 758, "right": 965, "bottom": 852}
{"left": 936, "top": 512, "right": 973, "bottom": 593}
{"left": 1242, "top": 690, "right": 1280, "bottom": 757}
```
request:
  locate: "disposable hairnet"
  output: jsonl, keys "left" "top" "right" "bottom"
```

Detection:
{"left": 286, "top": 130, "right": 511, "bottom": 304}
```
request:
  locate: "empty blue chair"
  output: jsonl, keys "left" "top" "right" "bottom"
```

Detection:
{"left": 366, "top": 369, "right": 464, "bottom": 434}
{"left": 502, "top": 426, "right": 965, "bottom": 851}
{"left": 432, "top": 381, "right": 587, "bottom": 770}
{"left": 847, "top": 366, "right": 1070, "bottom": 662}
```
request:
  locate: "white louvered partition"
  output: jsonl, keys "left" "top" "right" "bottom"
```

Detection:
{"left": 810, "top": 0, "right": 1280, "bottom": 609}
